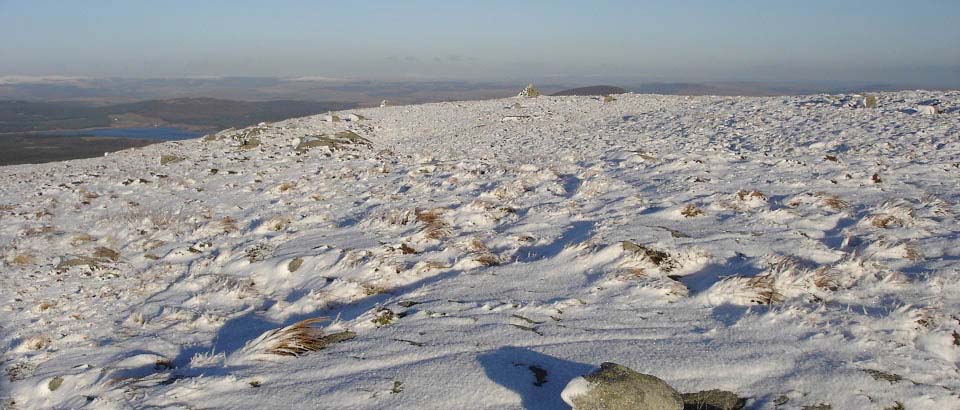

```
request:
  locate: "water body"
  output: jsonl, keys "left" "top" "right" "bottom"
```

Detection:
{"left": 49, "top": 127, "right": 205, "bottom": 141}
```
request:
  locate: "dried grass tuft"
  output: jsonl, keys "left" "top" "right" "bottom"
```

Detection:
{"left": 902, "top": 244, "right": 924, "bottom": 261}
{"left": 238, "top": 318, "right": 355, "bottom": 358}
{"left": 220, "top": 216, "right": 239, "bottom": 233}
{"left": 737, "top": 190, "right": 766, "bottom": 202}
{"left": 815, "top": 192, "right": 848, "bottom": 210}
{"left": 744, "top": 275, "right": 783, "bottom": 304}
{"left": 472, "top": 253, "right": 501, "bottom": 266}
{"left": 812, "top": 267, "right": 839, "bottom": 291}
{"left": 680, "top": 204, "right": 704, "bottom": 218}
{"left": 416, "top": 208, "right": 451, "bottom": 239}
{"left": 11, "top": 253, "right": 36, "bottom": 266}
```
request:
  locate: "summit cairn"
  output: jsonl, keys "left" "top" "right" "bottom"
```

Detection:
{"left": 517, "top": 83, "right": 541, "bottom": 98}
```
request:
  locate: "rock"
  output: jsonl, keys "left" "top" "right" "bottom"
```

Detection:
{"left": 92, "top": 246, "right": 120, "bottom": 261}
{"left": 561, "top": 362, "right": 683, "bottom": 410}
{"left": 239, "top": 137, "right": 261, "bottom": 150}
{"left": 296, "top": 131, "right": 372, "bottom": 153}
{"left": 48, "top": 376, "right": 64, "bottom": 391}
{"left": 159, "top": 155, "right": 184, "bottom": 165}
{"left": 517, "top": 84, "right": 541, "bottom": 98}
{"left": 602, "top": 95, "right": 617, "bottom": 103}
{"left": 380, "top": 100, "right": 391, "bottom": 108}
{"left": 863, "top": 95, "right": 877, "bottom": 108}
{"left": 917, "top": 104, "right": 941, "bottom": 115}
{"left": 681, "top": 389, "right": 746, "bottom": 410}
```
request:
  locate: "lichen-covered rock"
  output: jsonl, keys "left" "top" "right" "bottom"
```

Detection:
{"left": 681, "top": 389, "right": 746, "bottom": 410}
{"left": 517, "top": 84, "right": 541, "bottom": 98}
{"left": 561, "top": 362, "right": 683, "bottom": 410}
{"left": 159, "top": 155, "right": 184, "bottom": 165}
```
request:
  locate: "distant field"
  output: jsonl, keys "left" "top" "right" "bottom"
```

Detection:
{"left": 0, "top": 134, "right": 158, "bottom": 166}
{"left": 0, "top": 98, "right": 356, "bottom": 134}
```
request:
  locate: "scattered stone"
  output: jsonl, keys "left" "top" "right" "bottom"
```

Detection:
{"left": 863, "top": 95, "right": 878, "bottom": 108}
{"left": 296, "top": 131, "right": 372, "bottom": 152}
{"left": 380, "top": 100, "right": 391, "bottom": 108}
{"left": 288, "top": 257, "right": 304, "bottom": 272}
{"left": 239, "top": 137, "right": 261, "bottom": 150}
{"left": 561, "top": 362, "right": 683, "bottom": 410}
{"left": 56, "top": 256, "right": 101, "bottom": 270}
{"left": 681, "top": 389, "right": 746, "bottom": 410}
{"left": 602, "top": 95, "right": 617, "bottom": 103}
{"left": 48, "top": 376, "right": 64, "bottom": 391}
{"left": 92, "top": 246, "right": 120, "bottom": 262}
{"left": 393, "top": 338, "right": 424, "bottom": 347}
{"left": 862, "top": 369, "right": 902, "bottom": 383}
{"left": 517, "top": 84, "right": 541, "bottom": 98}
{"left": 372, "top": 307, "right": 397, "bottom": 327}
{"left": 917, "top": 104, "right": 941, "bottom": 115}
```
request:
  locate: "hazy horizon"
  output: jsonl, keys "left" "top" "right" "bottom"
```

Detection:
{"left": 2, "top": 0, "right": 959, "bottom": 87}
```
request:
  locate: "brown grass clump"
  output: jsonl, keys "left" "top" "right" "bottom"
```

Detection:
{"left": 680, "top": 204, "right": 704, "bottom": 218}
{"left": 472, "top": 253, "right": 501, "bottom": 266}
{"left": 415, "top": 260, "right": 451, "bottom": 273}
{"left": 737, "top": 190, "right": 766, "bottom": 202}
{"left": 466, "top": 238, "right": 488, "bottom": 253}
{"left": 220, "top": 216, "right": 239, "bottom": 233}
{"left": 70, "top": 234, "right": 95, "bottom": 247}
{"left": 416, "top": 208, "right": 451, "bottom": 239}
{"left": 239, "top": 318, "right": 356, "bottom": 357}
{"left": 869, "top": 214, "right": 903, "bottom": 229}
{"left": 812, "top": 267, "right": 839, "bottom": 291}
{"left": 621, "top": 241, "right": 678, "bottom": 272}
{"left": 902, "top": 244, "right": 924, "bottom": 261}
{"left": 744, "top": 275, "right": 783, "bottom": 305}
{"left": 93, "top": 246, "right": 120, "bottom": 261}
{"left": 276, "top": 182, "right": 296, "bottom": 193}
{"left": 815, "top": 192, "right": 848, "bottom": 210}
{"left": 11, "top": 253, "right": 36, "bottom": 266}
{"left": 361, "top": 283, "right": 390, "bottom": 296}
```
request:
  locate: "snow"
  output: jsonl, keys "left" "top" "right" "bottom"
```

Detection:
{"left": 2, "top": 91, "right": 960, "bottom": 409}
{"left": 560, "top": 376, "right": 592, "bottom": 406}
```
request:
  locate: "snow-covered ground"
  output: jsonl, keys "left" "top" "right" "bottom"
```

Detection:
{"left": 2, "top": 91, "right": 959, "bottom": 409}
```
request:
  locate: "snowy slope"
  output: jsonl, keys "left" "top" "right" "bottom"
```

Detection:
{"left": 2, "top": 91, "right": 959, "bottom": 409}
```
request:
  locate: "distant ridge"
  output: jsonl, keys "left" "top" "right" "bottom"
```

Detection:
{"left": 551, "top": 85, "right": 626, "bottom": 96}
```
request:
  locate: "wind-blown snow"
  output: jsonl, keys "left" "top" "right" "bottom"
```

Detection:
{"left": 2, "top": 91, "right": 959, "bottom": 409}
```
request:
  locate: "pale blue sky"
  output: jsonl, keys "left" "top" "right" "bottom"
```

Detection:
{"left": 1, "top": 0, "right": 958, "bottom": 83}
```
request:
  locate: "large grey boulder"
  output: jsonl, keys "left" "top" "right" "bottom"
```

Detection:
{"left": 561, "top": 362, "right": 683, "bottom": 410}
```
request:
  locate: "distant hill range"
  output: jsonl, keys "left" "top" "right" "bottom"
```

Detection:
{"left": 551, "top": 86, "right": 627, "bottom": 96}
